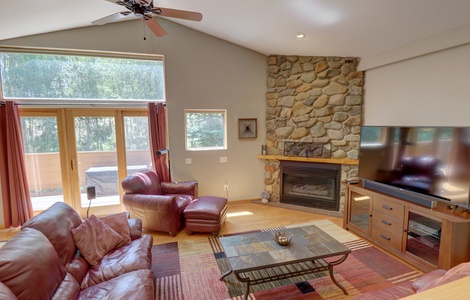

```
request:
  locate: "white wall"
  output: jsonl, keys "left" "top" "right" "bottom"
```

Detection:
{"left": 0, "top": 19, "right": 267, "bottom": 206}
{"left": 363, "top": 42, "right": 470, "bottom": 126}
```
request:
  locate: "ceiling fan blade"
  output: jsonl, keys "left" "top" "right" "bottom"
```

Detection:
{"left": 151, "top": 7, "right": 203, "bottom": 21}
{"left": 136, "top": 0, "right": 152, "bottom": 6}
{"left": 92, "top": 11, "right": 133, "bottom": 25}
{"left": 144, "top": 18, "right": 167, "bottom": 37}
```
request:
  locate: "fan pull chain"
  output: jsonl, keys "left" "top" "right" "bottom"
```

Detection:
{"left": 142, "top": 21, "right": 147, "bottom": 41}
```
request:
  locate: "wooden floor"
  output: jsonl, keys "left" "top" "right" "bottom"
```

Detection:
{"left": 0, "top": 201, "right": 344, "bottom": 244}
{"left": 148, "top": 200, "right": 344, "bottom": 245}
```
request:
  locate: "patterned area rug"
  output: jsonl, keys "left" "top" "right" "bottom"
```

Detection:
{"left": 152, "top": 220, "right": 423, "bottom": 300}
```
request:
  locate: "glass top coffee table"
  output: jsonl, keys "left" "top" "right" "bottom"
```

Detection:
{"left": 219, "top": 225, "right": 351, "bottom": 300}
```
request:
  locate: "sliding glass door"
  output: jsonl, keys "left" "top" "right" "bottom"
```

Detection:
{"left": 20, "top": 109, "right": 70, "bottom": 211}
{"left": 20, "top": 107, "right": 149, "bottom": 217}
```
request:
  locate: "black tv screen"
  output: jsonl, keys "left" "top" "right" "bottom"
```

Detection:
{"left": 358, "top": 126, "right": 470, "bottom": 209}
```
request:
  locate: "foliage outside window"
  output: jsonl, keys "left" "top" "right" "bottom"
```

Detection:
{"left": 185, "top": 109, "right": 227, "bottom": 151}
{"left": 360, "top": 127, "right": 383, "bottom": 145}
{"left": 21, "top": 117, "right": 59, "bottom": 153}
{"left": 0, "top": 52, "right": 164, "bottom": 101}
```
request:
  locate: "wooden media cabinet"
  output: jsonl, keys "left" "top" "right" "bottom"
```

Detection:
{"left": 343, "top": 181, "right": 470, "bottom": 272}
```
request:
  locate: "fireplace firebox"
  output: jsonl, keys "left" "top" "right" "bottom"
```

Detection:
{"left": 280, "top": 161, "right": 341, "bottom": 211}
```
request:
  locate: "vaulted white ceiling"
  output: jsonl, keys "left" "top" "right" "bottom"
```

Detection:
{"left": 2, "top": 0, "right": 470, "bottom": 69}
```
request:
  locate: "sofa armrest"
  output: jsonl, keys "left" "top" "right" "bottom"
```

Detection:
{"left": 161, "top": 181, "right": 198, "bottom": 197}
{"left": 128, "top": 218, "right": 143, "bottom": 240}
{"left": 123, "top": 194, "right": 179, "bottom": 213}
{"left": 412, "top": 269, "right": 447, "bottom": 292}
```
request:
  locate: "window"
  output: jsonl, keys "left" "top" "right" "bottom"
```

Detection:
{"left": 360, "top": 127, "right": 383, "bottom": 146}
{"left": 185, "top": 109, "right": 227, "bottom": 151}
{"left": 1, "top": 48, "right": 159, "bottom": 216}
{"left": 0, "top": 51, "right": 164, "bottom": 101}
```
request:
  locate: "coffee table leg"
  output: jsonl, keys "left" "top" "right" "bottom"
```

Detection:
{"left": 328, "top": 267, "right": 348, "bottom": 295}
{"left": 243, "top": 282, "right": 251, "bottom": 300}
{"left": 327, "top": 254, "right": 349, "bottom": 295}
{"left": 233, "top": 273, "right": 252, "bottom": 300}
{"left": 220, "top": 268, "right": 233, "bottom": 280}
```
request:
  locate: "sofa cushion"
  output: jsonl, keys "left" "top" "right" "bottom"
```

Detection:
{"left": 71, "top": 215, "right": 124, "bottom": 265}
{"left": 418, "top": 262, "right": 470, "bottom": 293}
{"left": 0, "top": 228, "right": 66, "bottom": 300}
{"left": 101, "top": 212, "right": 131, "bottom": 248}
{"left": 0, "top": 281, "right": 17, "bottom": 300}
{"left": 80, "top": 234, "right": 153, "bottom": 289}
{"left": 128, "top": 218, "right": 142, "bottom": 240}
{"left": 51, "top": 273, "right": 81, "bottom": 300}
{"left": 21, "top": 202, "right": 83, "bottom": 265}
{"left": 65, "top": 253, "right": 89, "bottom": 286}
{"left": 78, "top": 269, "right": 154, "bottom": 300}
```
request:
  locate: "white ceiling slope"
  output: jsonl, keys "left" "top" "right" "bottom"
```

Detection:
{"left": 2, "top": 0, "right": 470, "bottom": 70}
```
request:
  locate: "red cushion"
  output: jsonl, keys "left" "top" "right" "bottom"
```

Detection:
{"left": 100, "top": 212, "right": 131, "bottom": 248}
{"left": 71, "top": 215, "right": 124, "bottom": 265}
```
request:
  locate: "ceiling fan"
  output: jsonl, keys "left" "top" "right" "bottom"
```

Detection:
{"left": 92, "top": 0, "right": 203, "bottom": 37}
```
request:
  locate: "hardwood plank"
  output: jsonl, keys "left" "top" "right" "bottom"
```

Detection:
{"left": 149, "top": 200, "right": 343, "bottom": 245}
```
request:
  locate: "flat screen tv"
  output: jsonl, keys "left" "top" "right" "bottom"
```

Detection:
{"left": 358, "top": 126, "right": 470, "bottom": 210}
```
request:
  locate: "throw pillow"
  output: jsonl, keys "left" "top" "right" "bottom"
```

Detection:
{"left": 100, "top": 212, "right": 131, "bottom": 248}
{"left": 71, "top": 215, "right": 124, "bottom": 265}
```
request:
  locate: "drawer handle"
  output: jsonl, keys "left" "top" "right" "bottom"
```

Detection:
{"left": 382, "top": 205, "right": 393, "bottom": 210}
{"left": 381, "top": 220, "right": 392, "bottom": 226}
{"left": 380, "top": 234, "right": 391, "bottom": 241}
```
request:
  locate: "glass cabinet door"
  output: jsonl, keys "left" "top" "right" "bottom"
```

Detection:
{"left": 406, "top": 211, "right": 441, "bottom": 267}
{"left": 349, "top": 191, "right": 371, "bottom": 232}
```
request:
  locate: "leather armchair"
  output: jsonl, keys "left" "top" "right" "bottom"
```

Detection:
{"left": 121, "top": 170, "right": 197, "bottom": 236}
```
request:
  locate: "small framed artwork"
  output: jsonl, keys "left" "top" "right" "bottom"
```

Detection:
{"left": 238, "top": 118, "right": 257, "bottom": 139}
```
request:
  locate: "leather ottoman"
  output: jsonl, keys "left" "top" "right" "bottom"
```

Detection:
{"left": 184, "top": 196, "right": 228, "bottom": 236}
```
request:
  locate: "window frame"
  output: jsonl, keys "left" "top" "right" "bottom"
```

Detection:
{"left": 184, "top": 109, "right": 227, "bottom": 151}
{"left": 0, "top": 46, "right": 165, "bottom": 104}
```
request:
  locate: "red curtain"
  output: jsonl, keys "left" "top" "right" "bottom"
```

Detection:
{"left": 0, "top": 102, "right": 34, "bottom": 227}
{"left": 148, "top": 102, "right": 171, "bottom": 182}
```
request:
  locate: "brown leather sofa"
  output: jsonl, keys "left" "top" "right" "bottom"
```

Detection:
{"left": 0, "top": 202, "right": 154, "bottom": 300}
{"left": 352, "top": 262, "right": 470, "bottom": 299}
{"left": 121, "top": 170, "right": 198, "bottom": 236}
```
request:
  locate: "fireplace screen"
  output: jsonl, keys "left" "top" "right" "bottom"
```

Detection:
{"left": 281, "top": 161, "right": 341, "bottom": 211}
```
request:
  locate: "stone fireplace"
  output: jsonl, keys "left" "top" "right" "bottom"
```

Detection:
{"left": 263, "top": 55, "right": 364, "bottom": 213}
{"left": 281, "top": 161, "right": 341, "bottom": 211}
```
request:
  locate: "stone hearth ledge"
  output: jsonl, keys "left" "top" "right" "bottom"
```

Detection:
{"left": 257, "top": 155, "right": 358, "bottom": 165}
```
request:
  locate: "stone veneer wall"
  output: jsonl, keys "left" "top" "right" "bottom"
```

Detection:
{"left": 264, "top": 55, "right": 364, "bottom": 212}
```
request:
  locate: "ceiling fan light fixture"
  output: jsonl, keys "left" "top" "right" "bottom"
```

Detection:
{"left": 296, "top": 32, "right": 306, "bottom": 39}
{"left": 92, "top": 0, "right": 203, "bottom": 38}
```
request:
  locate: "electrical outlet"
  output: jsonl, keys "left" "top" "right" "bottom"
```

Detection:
{"left": 224, "top": 184, "right": 228, "bottom": 191}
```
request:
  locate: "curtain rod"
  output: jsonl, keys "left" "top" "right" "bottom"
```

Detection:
{"left": 0, "top": 100, "right": 165, "bottom": 108}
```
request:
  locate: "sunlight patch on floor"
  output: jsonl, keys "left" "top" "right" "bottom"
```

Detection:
{"left": 227, "top": 211, "right": 253, "bottom": 217}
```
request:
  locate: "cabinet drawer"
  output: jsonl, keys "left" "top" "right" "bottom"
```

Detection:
{"left": 371, "top": 227, "right": 403, "bottom": 252}
{"left": 373, "top": 196, "right": 404, "bottom": 220}
{"left": 372, "top": 211, "right": 404, "bottom": 236}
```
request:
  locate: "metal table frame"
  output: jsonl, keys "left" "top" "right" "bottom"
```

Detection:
{"left": 219, "top": 225, "right": 351, "bottom": 300}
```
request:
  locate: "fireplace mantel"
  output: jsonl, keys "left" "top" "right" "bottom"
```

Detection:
{"left": 257, "top": 155, "right": 358, "bottom": 165}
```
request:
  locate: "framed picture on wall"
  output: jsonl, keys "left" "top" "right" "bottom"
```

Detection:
{"left": 238, "top": 118, "right": 257, "bottom": 139}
